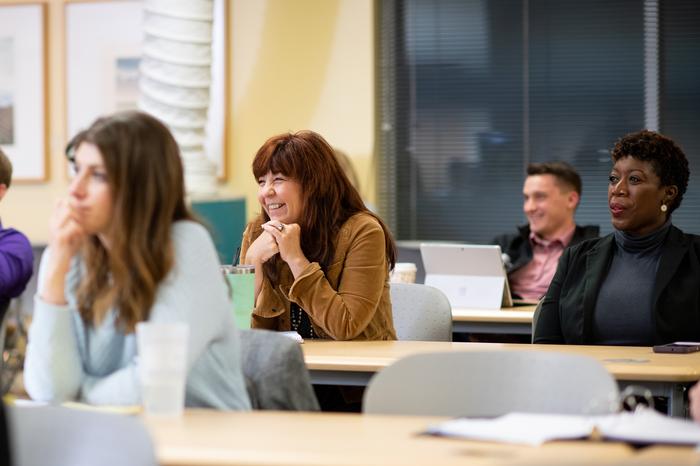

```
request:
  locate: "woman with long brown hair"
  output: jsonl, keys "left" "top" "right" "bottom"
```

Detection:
{"left": 24, "top": 111, "right": 250, "bottom": 409}
{"left": 240, "top": 130, "right": 397, "bottom": 340}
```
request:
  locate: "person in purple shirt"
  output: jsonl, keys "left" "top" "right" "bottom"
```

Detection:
{"left": 0, "top": 149, "right": 33, "bottom": 300}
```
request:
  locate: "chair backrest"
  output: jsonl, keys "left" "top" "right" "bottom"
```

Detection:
{"left": 390, "top": 283, "right": 452, "bottom": 341}
{"left": 0, "top": 299, "right": 15, "bottom": 395}
{"left": 531, "top": 299, "right": 543, "bottom": 343}
{"left": 0, "top": 298, "right": 11, "bottom": 353}
{"left": 239, "top": 328, "right": 319, "bottom": 411}
{"left": 363, "top": 350, "right": 619, "bottom": 416}
{"left": 8, "top": 405, "right": 157, "bottom": 466}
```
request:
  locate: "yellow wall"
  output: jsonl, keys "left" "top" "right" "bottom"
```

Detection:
{"left": 226, "top": 0, "right": 375, "bottom": 221}
{"left": 1, "top": 0, "right": 69, "bottom": 245}
{"left": 0, "top": 0, "right": 375, "bottom": 243}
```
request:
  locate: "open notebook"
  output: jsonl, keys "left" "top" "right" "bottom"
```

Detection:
{"left": 420, "top": 243, "right": 534, "bottom": 309}
{"left": 426, "top": 409, "right": 700, "bottom": 446}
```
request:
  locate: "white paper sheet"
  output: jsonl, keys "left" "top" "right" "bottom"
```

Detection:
{"left": 427, "top": 409, "right": 700, "bottom": 446}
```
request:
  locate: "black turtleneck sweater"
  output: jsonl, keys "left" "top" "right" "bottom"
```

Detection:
{"left": 591, "top": 220, "right": 672, "bottom": 346}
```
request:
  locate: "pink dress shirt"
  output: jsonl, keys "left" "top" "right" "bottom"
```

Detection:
{"left": 509, "top": 225, "right": 576, "bottom": 301}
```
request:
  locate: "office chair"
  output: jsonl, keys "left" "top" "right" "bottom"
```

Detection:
{"left": 363, "top": 350, "right": 619, "bottom": 416}
{"left": 8, "top": 405, "right": 157, "bottom": 466}
{"left": 0, "top": 299, "right": 17, "bottom": 395}
{"left": 239, "top": 329, "right": 319, "bottom": 411}
{"left": 390, "top": 283, "right": 452, "bottom": 341}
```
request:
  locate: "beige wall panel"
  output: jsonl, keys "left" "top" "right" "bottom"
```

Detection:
{"left": 0, "top": 0, "right": 375, "bottom": 243}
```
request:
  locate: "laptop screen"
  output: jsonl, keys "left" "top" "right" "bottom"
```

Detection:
{"left": 420, "top": 243, "right": 512, "bottom": 309}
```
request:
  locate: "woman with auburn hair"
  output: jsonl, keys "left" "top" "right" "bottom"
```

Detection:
{"left": 24, "top": 111, "right": 250, "bottom": 409}
{"left": 240, "top": 130, "right": 397, "bottom": 341}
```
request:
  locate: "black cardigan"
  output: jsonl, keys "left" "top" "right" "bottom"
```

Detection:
{"left": 534, "top": 225, "right": 700, "bottom": 345}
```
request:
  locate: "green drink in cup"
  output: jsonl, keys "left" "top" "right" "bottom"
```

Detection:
{"left": 222, "top": 265, "right": 255, "bottom": 329}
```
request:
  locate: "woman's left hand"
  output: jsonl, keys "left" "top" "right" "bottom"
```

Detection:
{"left": 261, "top": 221, "right": 310, "bottom": 278}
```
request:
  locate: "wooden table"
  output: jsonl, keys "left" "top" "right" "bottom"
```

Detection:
{"left": 452, "top": 306, "right": 536, "bottom": 335}
{"left": 144, "top": 409, "right": 659, "bottom": 466}
{"left": 302, "top": 340, "right": 700, "bottom": 416}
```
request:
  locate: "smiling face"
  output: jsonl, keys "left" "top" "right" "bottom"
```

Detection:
{"left": 69, "top": 142, "right": 114, "bottom": 236}
{"left": 608, "top": 156, "right": 676, "bottom": 236}
{"left": 257, "top": 171, "right": 304, "bottom": 224}
{"left": 522, "top": 174, "right": 579, "bottom": 240}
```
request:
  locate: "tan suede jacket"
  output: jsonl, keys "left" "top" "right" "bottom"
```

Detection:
{"left": 240, "top": 212, "right": 396, "bottom": 340}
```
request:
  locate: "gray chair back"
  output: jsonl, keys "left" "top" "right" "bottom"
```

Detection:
{"left": 8, "top": 405, "right": 157, "bottom": 466}
{"left": 363, "top": 350, "right": 619, "bottom": 416}
{"left": 0, "top": 299, "right": 16, "bottom": 395}
{"left": 531, "top": 298, "right": 543, "bottom": 343}
{"left": 390, "top": 283, "right": 452, "bottom": 341}
{"left": 239, "top": 328, "right": 319, "bottom": 411}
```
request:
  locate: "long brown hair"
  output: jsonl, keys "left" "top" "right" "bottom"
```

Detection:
{"left": 252, "top": 130, "right": 396, "bottom": 283}
{"left": 66, "top": 111, "right": 194, "bottom": 332}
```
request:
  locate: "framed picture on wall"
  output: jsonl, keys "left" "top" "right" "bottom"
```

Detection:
{"left": 0, "top": 3, "right": 47, "bottom": 182}
{"left": 65, "top": 0, "right": 227, "bottom": 179}
{"left": 65, "top": 0, "right": 144, "bottom": 145}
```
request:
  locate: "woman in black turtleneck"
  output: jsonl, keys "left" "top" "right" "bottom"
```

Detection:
{"left": 534, "top": 130, "right": 699, "bottom": 346}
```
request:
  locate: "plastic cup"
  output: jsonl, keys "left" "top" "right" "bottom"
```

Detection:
{"left": 222, "top": 264, "right": 255, "bottom": 329}
{"left": 136, "top": 322, "right": 189, "bottom": 417}
{"left": 391, "top": 262, "right": 417, "bottom": 284}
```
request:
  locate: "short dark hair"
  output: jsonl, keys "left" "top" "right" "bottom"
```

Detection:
{"left": 611, "top": 130, "right": 689, "bottom": 214}
{"left": 527, "top": 161, "right": 582, "bottom": 196}
{"left": 0, "top": 148, "right": 13, "bottom": 188}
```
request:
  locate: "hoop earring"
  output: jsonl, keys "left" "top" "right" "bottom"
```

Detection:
{"left": 661, "top": 204, "right": 668, "bottom": 213}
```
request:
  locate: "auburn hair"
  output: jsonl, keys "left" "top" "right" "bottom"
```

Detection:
{"left": 66, "top": 111, "right": 194, "bottom": 332}
{"left": 251, "top": 130, "right": 396, "bottom": 284}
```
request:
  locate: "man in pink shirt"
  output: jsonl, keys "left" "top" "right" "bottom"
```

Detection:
{"left": 493, "top": 162, "right": 598, "bottom": 301}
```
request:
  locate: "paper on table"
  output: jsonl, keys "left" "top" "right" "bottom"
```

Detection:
{"left": 61, "top": 401, "right": 142, "bottom": 415}
{"left": 5, "top": 397, "right": 140, "bottom": 415}
{"left": 7, "top": 398, "right": 49, "bottom": 407}
{"left": 280, "top": 331, "right": 304, "bottom": 343}
{"left": 596, "top": 408, "right": 700, "bottom": 445}
{"left": 427, "top": 413, "right": 595, "bottom": 446}
{"left": 427, "top": 409, "right": 700, "bottom": 446}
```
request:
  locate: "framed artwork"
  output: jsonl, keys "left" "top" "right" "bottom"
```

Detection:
{"left": 65, "top": 0, "right": 227, "bottom": 179}
{"left": 0, "top": 3, "right": 47, "bottom": 182}
{"left": 65, "top": 1, "right": 144, "bottom": 143}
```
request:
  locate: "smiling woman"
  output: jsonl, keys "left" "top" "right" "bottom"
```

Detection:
{"left": 534, "top": 130, "right": 700, "bottom": 346}
{"left": 239, "top": 130, "right": 397, "bottom": 342}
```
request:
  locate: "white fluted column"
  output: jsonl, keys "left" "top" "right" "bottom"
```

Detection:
{"left": 139, "top": 0, "right": 218, "bottom": 197}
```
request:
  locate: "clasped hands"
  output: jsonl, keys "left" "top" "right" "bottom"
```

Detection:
{"left": 246, "top": 221, "right": 310, "bottom": 277}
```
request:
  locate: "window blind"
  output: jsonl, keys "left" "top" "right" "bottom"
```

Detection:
{"left": 659, "top": 0, "right": 700, "bottom": 233}
{"left": 378, "top": 0, "right": 700, "bottom": 242}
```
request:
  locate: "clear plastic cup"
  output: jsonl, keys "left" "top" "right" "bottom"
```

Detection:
{"left": 136, "top": 322, "right": 189, "bottom": 417}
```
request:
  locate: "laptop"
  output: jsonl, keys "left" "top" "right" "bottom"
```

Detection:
{"left": 420, "top": 243, "right": 531, "bottom": 310}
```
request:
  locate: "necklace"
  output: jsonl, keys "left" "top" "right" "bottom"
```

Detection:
{"left": 290, "top": 303, "right": 315, "bottom": 338}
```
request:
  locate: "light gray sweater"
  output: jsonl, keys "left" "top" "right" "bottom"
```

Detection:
{"left": 24, "top": 221, "right": 251, "bottom": 410}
